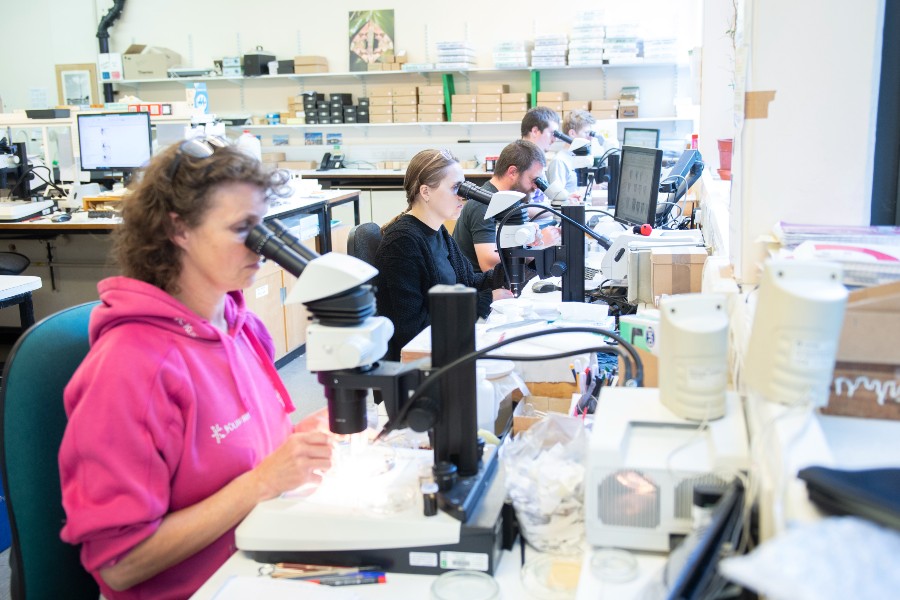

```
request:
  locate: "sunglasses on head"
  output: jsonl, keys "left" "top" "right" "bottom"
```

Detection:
{"left": 167, "top": 136, "right": 230, "bottom": 180}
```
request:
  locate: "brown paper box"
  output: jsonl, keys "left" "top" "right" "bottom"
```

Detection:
{"left": 419, "top": 85, "right": 444, "bottom": 96}
{"left": 591, "top": 110, "right": 618, "bottom": 119}
{"left": 563, "top": 100, "right": 590, "bottom": 111}
{"left": 476, "top": 112, "right": 503, "bottom": 121}
{"left": 370, "top": 96, "right": 395, "bottom": 106}
{"left": 476, "top": 104, "right": 502, "bottom": 113}
{"left": 293, "top": 65, "right": 329, "bottom": 74}
{"left": 393, "top": 113, "right": 418, "bottom": 123}
{"left": 369, "top": 114, "right": 394, "bottom": 123}
{"left": 501, "top": 102, "right": 529, "bottom": 112}
{"left": 293, "top": 55, "right": 328, "bottom": 66}
{"left": 451, "top": 94, "right": 478, "bottom": 104}
{"left": 392, "top": 104, "right": 418, "bottom": 115}
{"left": 590, "top": 99, "right": 619, "bottom": 110}
{"left": 451, "top": 113, "right": 477, "bottom": 122}
{"left": 823, "top": 362, "right": 900, "bottom": 420}
{"left": 368, "top": 105, "right": 394, "bottom": 116}
{"left": 392, "top": 85, "right": 419, "bottom": 96}
{"left": 836, "top": 281, "right": 900, "bottom": 365}
{"left": 369, "top": 85, "right": 395, "bottom": 97}
{"left": 475, "top": 94, "right": 502, "bottom": 104}
{"left": 512, "top": 396, "right": 573, "bottom": 434}
{"left": 477, "top": 83, "right": 510, "bottom": 94}
{"left": 418, "top": 96, "right": 446, "bottom": 105}
{"left": 650, "top": 247, "right": 707, "bottom": 297}
{"left": 417, "top": 104, "right": 446, "bottom": 115}
{"left": 537, "top": 91, "right": 568, "bottom": 102}
{"left": 502, "top": 111, "right": 527, "bottom": 121}
{"left": 502, "top": 93, "right": 529, "bottom": 103}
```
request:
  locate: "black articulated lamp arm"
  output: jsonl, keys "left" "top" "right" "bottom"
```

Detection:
{"left": 377, "top": 325, "right": 644, "bottom": 441}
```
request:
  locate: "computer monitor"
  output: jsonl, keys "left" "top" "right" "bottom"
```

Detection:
{"left": 622, "top": 127, "right": 660, "bottom": 149}
{"left": 614, "top": 146, "right": 662, "bottom": 228}
{"left": 77, "top": 112, "right": 152, "bottom": 173}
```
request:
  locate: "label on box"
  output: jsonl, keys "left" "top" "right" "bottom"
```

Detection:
{"left": 439, "top": 552, "right": 489, "bottom": 572}
{"left": 409, "top": 552, "right": 438, "bottom": 568}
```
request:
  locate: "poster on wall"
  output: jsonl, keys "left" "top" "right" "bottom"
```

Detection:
{"left": 55, "top": 63, "right": 98, "bottom": 107}
{"left": 348, "top": 10, "right": 395, "bottom": 72}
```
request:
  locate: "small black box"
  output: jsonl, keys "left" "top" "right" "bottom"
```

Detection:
{"left": 243, "top": 51, "right": 276, "bottom": 76}
{"left": 357, "top": 97, "right": 370, "bottom": 107}
{"left": 344, "top": 115, "right": 357, "bottom": 123}
{"left": 318, "top": 108, "right": 331, "bottom": 117}
{"left": 356, "top": 115, "right": 369, "bottom": 123}
{"left": 302, "top": 92, "right": 325, "bottom": 103}
{"left": 330, "top": 117, "right": 344, "bottom": 124}
{"left": 343, "top": 106, "right": 358, "bottom": 116}
{"left": 276, "top": 59, "right": 294, "bottom": 74}
{"left": 306, "top": 116, "right": 318, "bottom": 124}
{"left": 329, "top": 93, "right": 353, "bottom": 105}
{"left": 319, "top": 117, "right": 331, "bottom": 124}
{"left": 330, "top": 109, "right": 343, "bottom": 118}
{"left": 357, "top": 108, "right": 370, "bottom": 118}
{"left": 317, "top": 101, "right": 330, "bottom": 109}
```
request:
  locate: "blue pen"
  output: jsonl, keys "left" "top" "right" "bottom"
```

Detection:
{"left": 308, "top": 571, "right": 387, "bottom": 586}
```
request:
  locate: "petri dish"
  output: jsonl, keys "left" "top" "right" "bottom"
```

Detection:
{"left": 520, "top": 554, "right": 582, "bottom": 600}
{"left": 590, "top": 547, "right": 639, "bottom": 583}
{"left": 431, "top": 570, "right": 501, "bottom": 600}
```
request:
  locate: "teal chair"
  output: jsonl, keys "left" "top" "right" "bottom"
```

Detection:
{"left": 0, "top": 302, "right": 100, "bottom": 599}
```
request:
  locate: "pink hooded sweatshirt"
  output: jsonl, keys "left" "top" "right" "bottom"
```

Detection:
{"left": 59, "top": 276, "right": 295, "bottom": 600}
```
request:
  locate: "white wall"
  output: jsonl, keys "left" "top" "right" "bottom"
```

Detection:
{"left": 730, "top": 0, "right": 884, "bottom": 282}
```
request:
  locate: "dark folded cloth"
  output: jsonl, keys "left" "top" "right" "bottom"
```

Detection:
{"left": 798, "top": 466, "right": 900, "bottom": 531}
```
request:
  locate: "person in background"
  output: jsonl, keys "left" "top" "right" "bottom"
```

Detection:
{"left": 546, "top": 109, "right": 597, "bottom": 199}
{"left": 520, "top": 106, "right": 561, "bottom": 152}
{"left": 375, "top": 148, "right": 513, "bottom": 360}
{"left": 452, "top": 139, "right": 548, "bottom": 273}
{"left": 59, "top": 139, "right": 333, "bottom": 600}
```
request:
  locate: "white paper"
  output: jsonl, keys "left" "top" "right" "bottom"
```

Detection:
{"left": 213, "top": 576, "right": 362, "bottom": 600}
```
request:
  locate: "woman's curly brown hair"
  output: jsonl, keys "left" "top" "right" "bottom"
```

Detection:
{"left": 113, "top": 142, "right": 290, "bottom": 294}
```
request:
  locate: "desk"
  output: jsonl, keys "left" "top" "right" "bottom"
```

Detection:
{"left": 0, "top": 189, "right": 362, "bottom": 255}
{"left": 0, "top": 275, "right": 42, "bottom": 332}
{"left": 191, "top": 546, "right": 665, "bottom": 599}
{"left": 299, "top": 168, "right": 491, "bottom": 190}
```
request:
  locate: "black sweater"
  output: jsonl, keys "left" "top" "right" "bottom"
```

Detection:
{"left": 374, "top": 214, "right": 503, "bottom": 360}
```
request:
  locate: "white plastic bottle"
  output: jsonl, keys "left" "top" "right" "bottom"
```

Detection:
{"left": 476, "top": 367, "right": 496, "bottom": 433}
{"left": 236, "top": 130, "right": 262, "bottom": 161}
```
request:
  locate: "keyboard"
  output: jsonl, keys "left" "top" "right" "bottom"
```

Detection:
{"left": 88, "top": 210, "right": 117, "bottom": 219}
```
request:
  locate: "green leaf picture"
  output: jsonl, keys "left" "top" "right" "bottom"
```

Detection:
{"left": 349, "top": 10, "right": 395, "bottom": 72}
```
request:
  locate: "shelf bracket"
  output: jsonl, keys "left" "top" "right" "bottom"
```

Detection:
{"left": 530, "top": 70, "right": 540, "bottom": 107}
{"left": 443, "top": 73, "right": 456, "bottom": 121}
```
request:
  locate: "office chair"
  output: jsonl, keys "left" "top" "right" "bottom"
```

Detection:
{"left": 0, "top": 252, "right": 30, "bottom": 276}
{"left": 346, "top": 222, "right": 383, "bottom": 268}
{"left": 0, "top": 301, "right": 100, "bottom": 600}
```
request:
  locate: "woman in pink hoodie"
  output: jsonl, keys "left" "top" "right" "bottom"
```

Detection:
{"left": 59, "top": 138, "right": 333, "bottom": 600}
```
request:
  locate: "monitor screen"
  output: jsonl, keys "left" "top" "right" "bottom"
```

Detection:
{"left": 622, "top": 127, "right": 660, "bottom": 149}
{"left": 77, "top": 112, "right": 152, "bottom": 171}
{"left": 615, "top": 146, "right": 662, "bottom": 227}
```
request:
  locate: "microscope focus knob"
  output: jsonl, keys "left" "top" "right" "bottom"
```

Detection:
{"left": 550, "top": 261, "right": 567, "bottom": 278}
{"left": 406, "top": 395, "right": 439, "bottom": 432}
{"left": 513, "top": 226, "right": 534, "bottom": 246}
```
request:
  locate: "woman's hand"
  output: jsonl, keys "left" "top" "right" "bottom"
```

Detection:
{"left": 492, "top": 288, "right": 514, "bottom": 301}
{"left": 251, "top": 429, "right": 333, "bottom": 501}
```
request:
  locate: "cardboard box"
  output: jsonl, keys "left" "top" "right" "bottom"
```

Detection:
{"left": 392, "top": 95, "right": 418, "bottom": 106}
{"left": 293, "top": 55, "right": 328, "bottom": 66}
{"left": 476, "top": 112, "right": 503, "bottom": 121}
{"left": 476, "top": 104, "right": 502, "bottom": 113}
{"left": 537, "top": 91, "right": 568, "bottom": 102}
{"left": 369, "top": 85, "right": 395, "bottom": 97}
{"left": 502, "top": 111, "right": 527, "bottom": 122}
{"left": 563, "top": 100, "right": 590, "bottom": 111}
{"left": 475, "top": 94, "right": 502, "bottom": 104}
{"left": 419, "top": 85, "right": 445, "bottom": 96}
{"left": 122, "top": 44, "right": 182, "bottom": 80}
{"left": 392, "top": 85, "right": 419, "bottom": 96}
{"left": 417, "top": 104, "right": 446, "bottom": 115}
{"left": 502, "top": 93, "right": 529, "bottom": 104}
{"left": 367, "top": 62, "right": 384, "bottom": 71}
{"left": 393, "top": 113, "right": 418, "bottom": 123}
{"left": 451, "top": 104, "right": 477, "bottom": 114}
{"left": 822, "top": 282, "right": 900, "bottom": 420}
{"left": 591, "top": 99, "right": 619, "bottom": 110}
{"left": 650, "top": 246, "right": 707, "bottom": 298}
{"left": 478, "top": 83, "right": 510, "bottom": 95}
{"left": 618, "top": 313, "right": 660, "bottom": 387}
{"left": 392, "top": 104, "right": 418, "bottom": 114}
{"left": 619, "top": 103, "right": 639, "bottom": 118}
{"left": 451, "top": 94, "right": 477, "bottom": 104}
{"left": 512, "top": 396, "right": 573, "bottom": 435}
{"left": 418, "top": 96, "right": 446, "bottom": 105}
{"left": 294, "top": 65, "right": 329, "bottom": 74}
{"left": 261, "top": 152, "right": 286, "bottom": 163}
{"left": 370, "top": 114, "right": 394, "bottom": 123}
{"left": 451, "top": 112, "right": 477, "bottom": 122}
{"left": 278, "top": 160, "right": 318, "bottom": 170}
{"left": 370, "top": 96, "right": 395, "bottom": 106}
{"left": 501, "top": 102, "right": 528, "bottom": 112}
{"left": 369, "top": 105, "right": 393, "bottom": 116}
{"left": 418, "top": 113, "right": 446, "bottom": 122}
{"left": 591, "top": 110, "right": 618, "bottom": 120}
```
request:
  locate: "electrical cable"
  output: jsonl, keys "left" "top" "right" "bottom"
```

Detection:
{"left": 376, "top": 325, "right": 644, "bottom": 440}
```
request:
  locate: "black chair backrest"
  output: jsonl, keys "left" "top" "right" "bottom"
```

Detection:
{"left": 0, "top": 301, "right": 100, "bottom": 599}
{"left": 346, "top": 222, "right": 383, "bottom": 268}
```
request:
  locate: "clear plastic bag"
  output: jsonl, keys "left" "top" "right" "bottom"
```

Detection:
{"left": 500, "top": 413, "right": 587, "bottom": 555}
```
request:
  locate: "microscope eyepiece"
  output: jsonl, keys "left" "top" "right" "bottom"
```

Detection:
{"left": 534, "top": 177, "right": 550, "bottom": 192}
{"left": 457, "top": 180, "right": 494, "bottom": 205}
{"left": 552, "top": 130, "right": 574, "bottom": 144}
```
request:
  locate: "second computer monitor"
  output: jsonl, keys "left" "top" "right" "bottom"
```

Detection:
{"left": 77, "top": 112, "right": 152, "bottom": 172}
{"left": 622, "top": 127, "right": 660, "bottom": 149}
{"left": 614, "top": 146, "right": 663, "bottom": 228}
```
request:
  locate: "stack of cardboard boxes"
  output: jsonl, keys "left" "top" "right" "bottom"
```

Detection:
{"left": 475, "top": 83, "right": 507, "bottom": 123}
{"left": 366, "top": 51, "right": 408, "bottom": 71}
{"left": 417, "top": 85, "right": 446, "bottom": 122}
{"left": 501, "top": 92, "right": 529, "bottom": 122}
{"left": 293, "top": 55, "right": 328, "bottom": 74}
{"left": 369, "top": 85, "right": 418, "bottom": 124}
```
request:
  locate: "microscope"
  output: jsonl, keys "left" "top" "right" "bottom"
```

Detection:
{"left": 238, "top": 220, "right": 511, "bottom": 574}
{"left": 458, "top": 179, "right": 611, "bottom": 302}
